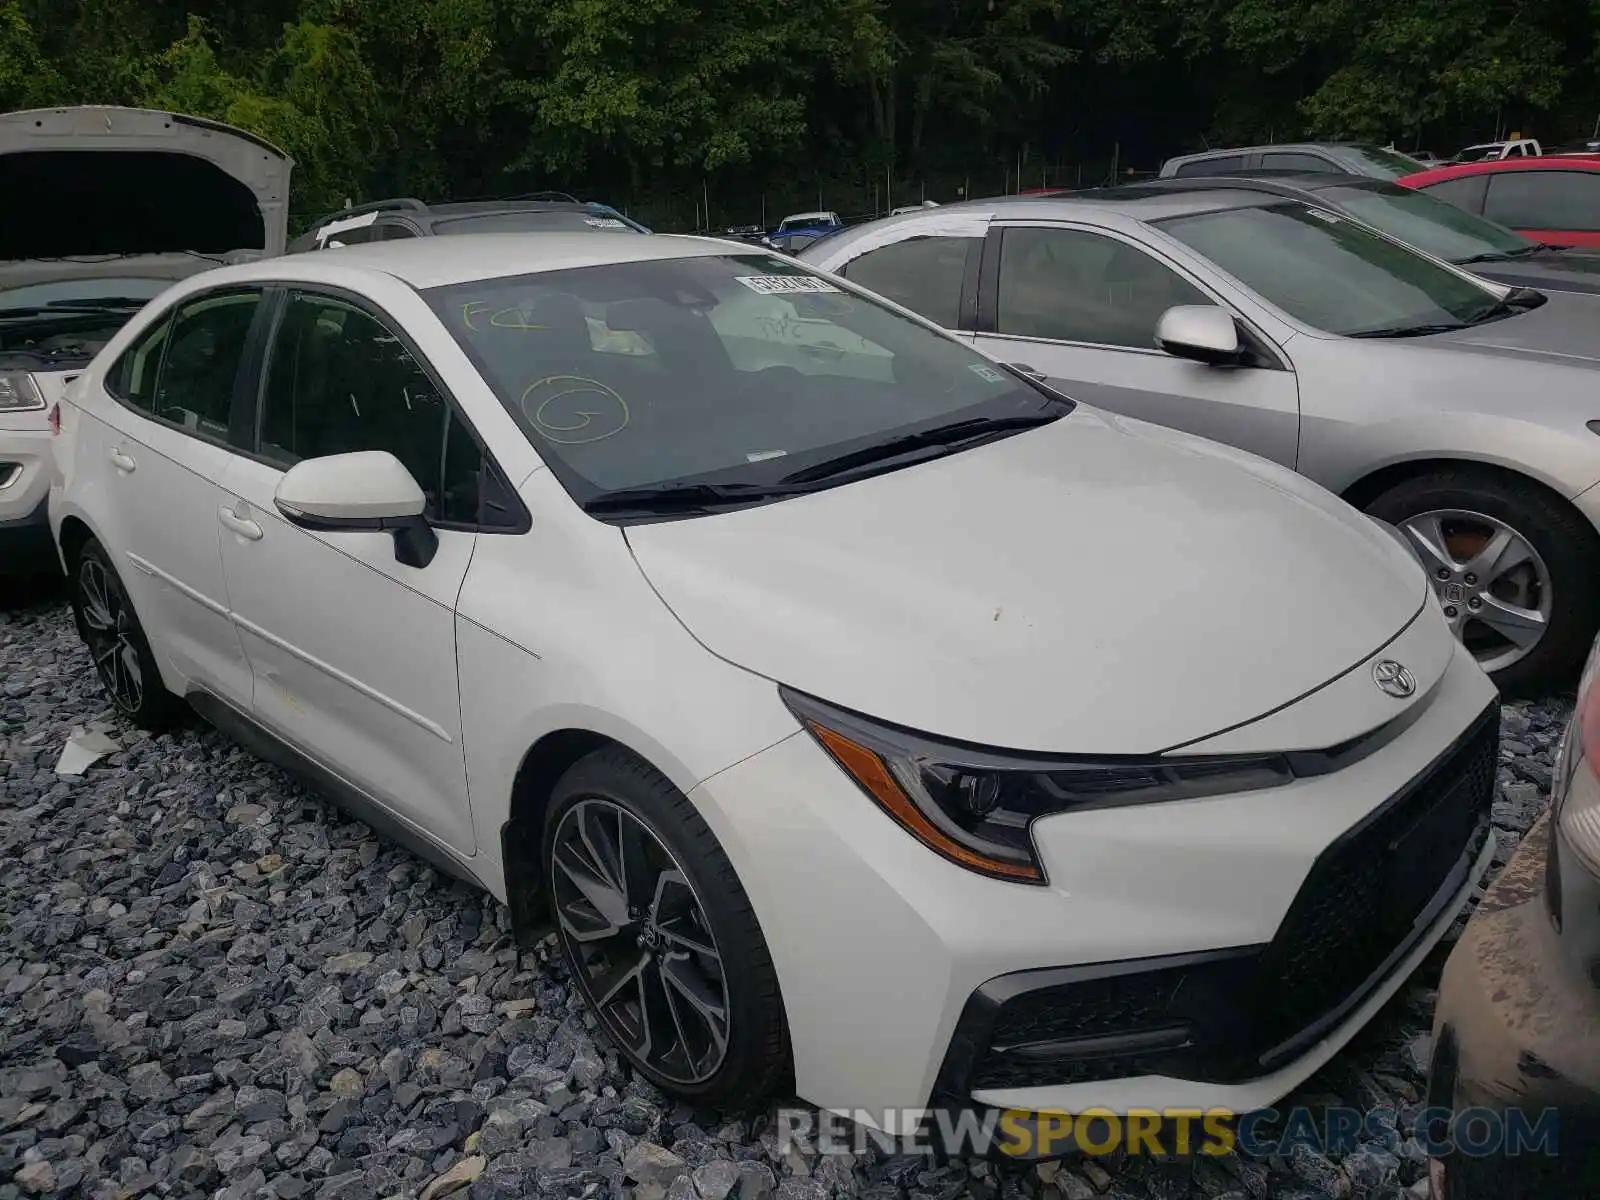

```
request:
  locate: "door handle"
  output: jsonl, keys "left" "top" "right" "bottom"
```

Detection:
{"left": 218, "top": 506, "right": 264, "bottom": 541}
{"left": 108, "top": 448, "right": 137, "bottom": 473}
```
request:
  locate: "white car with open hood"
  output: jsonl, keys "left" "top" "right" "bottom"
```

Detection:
{"left": 0, "top": 105, "right": 291, "bottom": 576}
{"left": 52, "top": 233, "right": 1498, "bottom": 1134}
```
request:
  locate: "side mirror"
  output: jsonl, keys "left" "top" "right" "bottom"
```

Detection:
{"left": 274, "top": 450, "right": 439, "bottom": 569}
{"left": 1008, "top": 362, "right": 1047, "bottom": 381}
{"left": 1155, "top": 305, "right": 1244, "bottom": 366}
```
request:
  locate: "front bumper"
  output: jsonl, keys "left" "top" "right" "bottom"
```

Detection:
{"left": 0, "top": 417, "right": 57, "bottom": 576}
{"left": 1429, "top": 811, "right": 1600, "bottom": 1196}
{"left": 695, "top": 626, "right": 1498, "bottom": 1130}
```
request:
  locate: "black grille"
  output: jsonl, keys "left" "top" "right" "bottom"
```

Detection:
{"left": 952, "top": 706, "right": 1499, "bottom": 1095}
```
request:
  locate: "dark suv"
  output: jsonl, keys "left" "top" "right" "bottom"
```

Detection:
{"left": 1159, "top": 143, "right": 1429, "bottom": 181}
{"left": 291, "top": 194, "right": 650, "bottom": 251}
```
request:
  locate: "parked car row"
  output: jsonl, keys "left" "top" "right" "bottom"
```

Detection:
{"left": 5, "top": 107, "right": 1599, "bottom": 1199}
{"left": 1157, "top": 137, "right": 1600, "bottom": 248}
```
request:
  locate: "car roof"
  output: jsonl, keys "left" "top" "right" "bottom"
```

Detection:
{"left": 180, "top": 231, "right": 760, "bottom": 292}
{"left": 1163, "top": 142, "right": 1373, "bottom": 162}
{"left": 426, "top": 200, "right": 617, "bottom": 218}
{"left": 975, "top": 189, "right": 1290, "bottom": 221}
{"left": 1107, "top": 173, "right": 1395, "bottom": 202}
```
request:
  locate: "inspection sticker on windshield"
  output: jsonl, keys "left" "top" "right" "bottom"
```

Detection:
{"left": 735, "top": 275, "right": 842, "bottom": 295}
{"left": 584, "top": 217, "right": 628, "bottom": 229}
{"left": 967, "top": 364, "right": 1006, "bottom": 383}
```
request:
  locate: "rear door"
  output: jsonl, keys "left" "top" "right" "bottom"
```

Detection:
{"left": 77, "top": 287, "right": 265, "bottom": 706}
{"left": 970, "top": 220, "right": 1301, "bottom": 467}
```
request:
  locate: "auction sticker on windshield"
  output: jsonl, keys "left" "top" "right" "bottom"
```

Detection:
{"left": 968, "top": 364, "right": 1007, "bottom": 383}
{"left": 735, "top": 275, "right": 842, "bottom": 295}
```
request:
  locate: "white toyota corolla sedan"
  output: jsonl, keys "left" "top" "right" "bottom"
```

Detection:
{"left": 50, "top": 233, "right": 1498, "bottom": 1130}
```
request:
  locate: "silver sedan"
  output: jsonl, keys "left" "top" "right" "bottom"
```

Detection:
{"left": 800, "top": 189, "right": 1600, "bottom": 693}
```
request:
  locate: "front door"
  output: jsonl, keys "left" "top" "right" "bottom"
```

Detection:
{"left": 972, "top": 223, "right": 1302, "bottom": 469}
{"left": 217, "top": 288, "right": 481, "bottom": 854}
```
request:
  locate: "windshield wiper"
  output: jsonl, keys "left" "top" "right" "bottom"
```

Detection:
{"left": 582, "top": 480, "right": 811, "bottom": 515}
{"left": 1456, "top": 245, "right": 1545, "bottom": 265}
{"left": 779, "top": 412, "right": 1064, "bottom": 486}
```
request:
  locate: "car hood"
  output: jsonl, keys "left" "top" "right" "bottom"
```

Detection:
{"left": 1424, "top": 288, "right": 1600, "bottom": 365}
{"left": 0, "top": 106, "right": 293, "bottom": 263}
{"left": 624, "top": 408, "right": 1427, "bottom": 754}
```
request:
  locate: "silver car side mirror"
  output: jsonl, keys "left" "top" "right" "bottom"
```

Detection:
{"left": 1155, "top": 305, "right": 1244, "bottom": 366}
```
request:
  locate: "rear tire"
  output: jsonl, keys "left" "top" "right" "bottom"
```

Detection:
{"left": 543, "top": 747, "right": 790, "bottom": 1105}
{"left": 1363, "top": 468, "right": 1600, "bottom": 695}
{"left": 70, "top": 538, "right": 185, "bottom": 731}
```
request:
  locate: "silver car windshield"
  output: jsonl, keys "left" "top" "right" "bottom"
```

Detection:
{"left": 1155, "top": 202, "right": 1507, "bottom": 337}
{"left": 424, "top": 253, "right": 1061, "bottom": 509}
{"left": 1318, "top": 184, "right": 1531, "bottom": 264}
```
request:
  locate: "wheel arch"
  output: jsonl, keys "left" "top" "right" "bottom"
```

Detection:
{"left": 500, "top": 727, "right": 643, "bottom": 944}
{"left": 56, "top": 513, "right": 97, "bottom": 575}
{"left": 1339, "top": 455, "right": 1593, "bottom": 525}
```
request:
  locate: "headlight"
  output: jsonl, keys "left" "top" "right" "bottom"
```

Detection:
{"left": 0, "top": 371, "right": 45, "bottom": 413}
{"left": 783, "top": 688, "right": 1296, "bottom": 884}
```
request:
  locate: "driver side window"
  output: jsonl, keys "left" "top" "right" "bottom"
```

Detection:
{"left": 257, "top": 292, "right": 491, "bottom": 526}
{"left": 995, "top": 226, "right": 1210, "bottom": 349}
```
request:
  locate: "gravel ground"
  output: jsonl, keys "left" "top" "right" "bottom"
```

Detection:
{"left": 0, "top": 590, "right": 1574, "bottom": 1200}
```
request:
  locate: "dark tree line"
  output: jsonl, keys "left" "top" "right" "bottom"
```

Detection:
{"left": 5, "top": 0, "right": 1599, "bottom": 229}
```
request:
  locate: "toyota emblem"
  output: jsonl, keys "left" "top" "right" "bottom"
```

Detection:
{"left": 1372, "top": 659, "right": 1416, "bottom": 699}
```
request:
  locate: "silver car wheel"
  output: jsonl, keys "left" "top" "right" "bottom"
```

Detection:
{"left": 1399, "top": 508, "right": 1552, "bottom": 674}
{"left": 550, "top": 798, "right": 731, "bottom": 1085}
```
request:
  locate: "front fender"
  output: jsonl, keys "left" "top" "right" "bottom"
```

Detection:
{"left": 1302, "top": 411, "right": 1600, "bottom": 504}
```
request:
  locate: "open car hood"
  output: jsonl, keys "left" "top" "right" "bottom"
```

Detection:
{"left": 0, "top": 107, "right": 293, "bottom": 263}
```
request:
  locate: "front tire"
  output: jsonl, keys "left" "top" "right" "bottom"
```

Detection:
{"left": 1364, "top": 467, "right": 1600, "bottom": 695}
{"left": 70, "top": 538, "right": 184, "bottom": 730}
{"left": 544, "top": 747, "right": 790, "bottom": 1105}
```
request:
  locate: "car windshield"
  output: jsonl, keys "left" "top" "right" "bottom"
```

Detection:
{"left": 1345, "top": 145, "right": 1429, "bottom": 177}
{"left": 1156, "top": 202, "right": 1507, "bottom": 336}
{"left": 432, "top": 211, "right": 646, "bottom": 235}
{"left": 1318, "top": 184, "right": 1532, "bottom": 263}
{"left": 1455, "top": 145, "right": 1500, "bottom": 163}
{"left": 424, "top": 253, "right": 1061, "bottom": 509}
{"left": 0, "top": 277, "right": 168, "bottom": 310}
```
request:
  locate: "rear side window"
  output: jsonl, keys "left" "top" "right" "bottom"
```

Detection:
{"left": 108, "top": 291, "right": 259, "bottom": 438}
{"left": 107, "top": 314, "right": 175, "bottom": 413}
{"left": 1261, "top": 152, "right": 1339, "bottom": 173}
{"left": 840, "top": 236, "right": 975, "bottom": 326}
{"left": 257, "top": 291, "right": 490, "bottom": 525}
{"left": 1175, "top": 155, "right": 1246, "bottom": 177}
{"left": 1484, "top": 170, "right": 1600, "bottom": 231}
{"left": 154, "top": 293, "right": 261, "bottom": 438}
